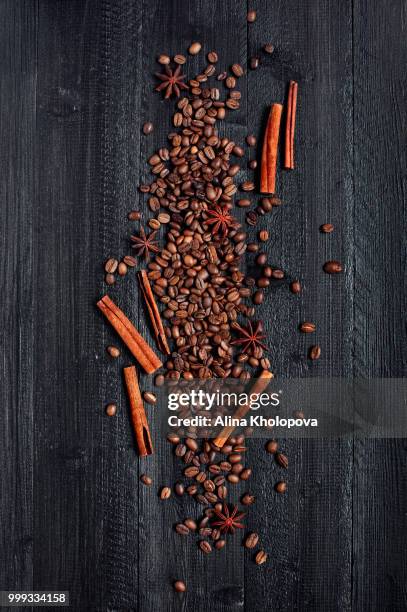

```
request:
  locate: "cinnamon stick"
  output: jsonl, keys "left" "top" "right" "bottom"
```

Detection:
{"left": 123, "top": 365, "right": 153, "bottom": 456}
{"left": 260, "top": 103, "right": 283, "bottom": 194}
{"left": 213, "top": 370, "right": 274, "bottom": 448}
{"left": 284, "top": 81, "right": 298, "bottom": 169}
{"left": 138, "top": 270, "right": 170, "bottom": 355}
{"left": 97, "top": 294, "right": 162, "bottom": 374}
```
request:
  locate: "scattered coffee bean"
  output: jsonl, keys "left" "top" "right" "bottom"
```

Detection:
{"left": 215, "top": 539, "right": 226, "bottom": 550}
{"left": 241, "top": 493, "right": 255, "bottom": 505}
{"left": 175, "top": 483, "right": 185, "bottom": 496}
{"left": 128, "top": 210, "right": 141, "bottom": 221}
{"left": 275, "top": 481, "right": 287, "bottom": 494}
{"left": 231, "top": 63, "right": 244, "bottom": 77}
{"left": 176, "top": 523, "right": 190, "bottom": 535}
{"left": 155, "top": 374, "right": 165, "bottom": 387}
{"left": 174, "top": 54, "right": 186, "bottom": 65}
{"left": 276, "top": 453, "right": 288, "bottom": 469}
{"left": 160, "top": 486, "right": 171, "bottom": 500}
{"left": 140, "top": 474, "right": 152, "bottom": 486}
{"left": 105, "top": 258, "right": 118, "bottom": 274}
{"left": 106, "top": 345, "right": 120, "bottom": 358}
{"left": 320, "top": 223, "right": 334, "bottom": 233}
{"left": 255, "top": 550, "right": 268, "bottom": 565}
{"left": 199, "top": 540, "right": 212, "bottom": 554}
{"left": 259, "top": 230, "right": 269, "bottom": 242}
{"left": 118, "top": 262, "right": 127, "bottom": 276}
{"left": 246, "top": 134, "right": 256, "bottom": 147}
{"left": 247, "top": 9, "right": 257, "bottom": 22}
{"left": 143, "top": 391, "right": 157, "bottom": 405}
{"left": 245, "top": 532, "right": 259, "bottom": 548}
{"left": 250, "top": 57, "right": 259, "bottom": 69}
{"left": 309, "top": 345, "right": 321, "bottom": 360}
{"left": 300, "top": 322, "right": 316, "bottom": 333}
{"left": 188, "top": 42, "right": 202, "bottom": 55}
{"left": 249, "top": 159, "right": 257, "bottom": 169}
{"left": 167, "top": 433, "right": 180, "bottom": 444}
{"left": 290, "top": 280, "right": 301, "bottom": 294}
{"left": 105, "top": 403, "right": 117, "bottom": 417}
{"left": 207, "top": 51, "right": 218, "bottom": 63}
{"left": 105, "top": 273, "right": 115, "bottom": 285}
{"left": 142, "top": 122, "right": 153, "bottom": 135}
{"left": 157, "top": 54, "right": 170, "bottom": 65}
{"left": 123, "top": 255, "right": 137, "bottom": 267}
{"left": 324, "top": 260, "right": 343, "bottom": 273}
{"left": 266, "top": 440, "right": 278, "bottom": 454}
{"left": 174, "top": 580, "right": 186, "bottom": 592}
{"left": 263, "top": 43, "right": 274, "bottom": 54}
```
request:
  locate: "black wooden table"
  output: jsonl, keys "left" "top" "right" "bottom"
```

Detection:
{"left": 1, "top": 1, "right": 406, "bottom": 610}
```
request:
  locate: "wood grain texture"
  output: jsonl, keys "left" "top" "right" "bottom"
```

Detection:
{"left": 352, "top": 1, "right": 407, "bottom": 611}
{"left": 0, "top": 1, "right": 406, "bottom": 611}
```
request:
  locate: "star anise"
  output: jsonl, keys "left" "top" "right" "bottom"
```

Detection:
{"left": 204, "top": 204, "right": 238, "bottom": 235}
{"left": 212, "top": 504, "right": 245, "bottom": 535}
{"left": 231, "top": 320, "right": 268, "bottom": 354}
{"left": 131, "top": 227, "right": 159, "bottom": 260}
{"left": 155, "top": 65, "right": 189, "bottom": 99}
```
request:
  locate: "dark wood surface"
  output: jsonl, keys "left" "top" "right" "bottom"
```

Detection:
{"left": 1, "top": 1, "right": 406, "bottom": 610}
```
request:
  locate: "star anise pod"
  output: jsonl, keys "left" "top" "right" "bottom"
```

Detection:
{"left": 231, "top": 320, "right": 268, "bottom": 354}
{"left": 204, "top": 204, "right": 238, "bottom": 236}
{"left": 130, "top": 227, "right": 159, "bottom": 260}
{"left": 155, "top": 65, "right": 189, "bottom": 99}
{"left": 212, "top": 504, "right": 245, "bottom": 534}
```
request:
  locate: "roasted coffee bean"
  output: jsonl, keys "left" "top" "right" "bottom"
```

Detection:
{"left": 211, "top": 528, "right": 221, "bottom": 541}
{"left": 250, "top": 57, "right": 259, "bottom": 70}
{"left": 256, "top": 253, "right": 267, "bottom": 266}
{"left": 196, "top": 494, "right": 209, "bottom": 506}
{"left": 185, "top": 437, "right": 198, "bottom": 451}
{"left": 241, "top": 180, "right": 255, "bottom": 191}
{"left": 160, "top": 486, "right": 171, "bottom": 500}
{"left": 228, "top": 453, "right": 242, "bottom": 464}
{"left": 249, "top": 159, "right": 258, "bottom": 169}
{"left": 184, "top": 518, "right": 197, "bottom": 531}
{"left": 241, "top": 493, "right": 255, "bottom": 505}
{"left": 217, "top": 485, "right": 227, "bottom": 499}
{"left": 157, "top": 54, "right": 170, "bottom": 65}
{"left": 259, "top": 230, "right": 269, "bottom": 242}
{"left": 184, "top": 466, "right": 200, "bottom": 477}
{"left": 231, "top": 63, "right": 244, "bottom": 77}
{"left": 309, "top": 345, "right": 321, "bottom": 360}
{"left": 155, "top": 374, "right": 165, "bottom": 387}
{"left": 209, "top": 464, "right": 222, "bottom": 474}
{"left": 207, "top": 51, "right": 218, "bottom": 63}
{"left": 247, "top": 9, "right": 257, "bottom": 22}
{"left": 240, "top": 468, "right": 252, "bottom": 481}
{"left": 275, "top": 481, "right": 287, "bottom": 494}
{"left": 246, "top": 134, "right": 256, "bottom": 147}
{"left": 175, "top": 483, "right": 185, "bottom": 496}
{"left": 187, "top": 484, "right": 198, "bottom": 495}
{"left": 237, "top": 198, "right": 251, "bottom": 208}
{"left": 105, "top": 403, "right": 117, "bottom": 417}
{"left": 272, "top": 269, "right": 284, "bottom": 279}
{"left": 105, "top": 258, "right": 118, "bottom": 273}
{"left": 290, "top": 280, "right": 301, "bottom": 294}
{"left": 266, "top": 439, "right": 278, "bottom": 454}
{"left": 253, "top": 290, "right": 264, "bottom": 305}
{"left": 204, "top": 479, "right": 215, "bottom": 492}
{"left": 174, "top": 54, "right": 186, "bottom": 64}
{"left": 167, "top": 432, "right": 180, "bottom": 444}
{"left": 174, "top": 580, "right": 186, "bottom": 592}
{"left": 143, "top": 391, "right": 157, "bottom": 404}
{"left": 117, "top": 262, "right": 127, "bottom": 276}
{"left": 189, "top": 42, "right": 202, "bottom": 55}
{"left": 215, "top": 539, "right": 226, "bottom": 550}
{"left": 128, "top": 210, "right": 141, "bottom": 221}
{"left": 143, "top": 122, "right": 154, "bottom": 135}
{"left": 255, "top": 551, "right": 268, "bottom": 565}
{"left": 140, "top": 474, "right": 152, "bottom": 486}
{"left": 324, "top": 260, "right": 343, "bottom": 273}
{"left": 123, "top": 255, "right": 137, "bottom": 267}
{"left": 175, "top": 443, "right": 187, "bottom": 457}
{"left": 105, "top": 273, "right": 115, "bottom": 285}
{"left": 107, "top": 345, "right": 120, "bottom": 358}
{"left": 276, "top": 453, "right": 288, "bottom": 468}
{"left": 300, "top": 322, "right": 316, "bottom": 333}
{"left": 199, "top": 540, "right": 212, "bottom": 554}
{"left": 196, "top": 471, "right": 207, "bottom": 483}
{"left": 199, "top": 527, "right": 212, "bottom": 537}
{"left": 227, "top": 474, "right": 240, "bottom": 484}
{"left": 176, "top": 523, "right": 190, "bottom": 535}
{"left": 320, "top": 223, "right": 334, "bottom": 233}
{"left": 245, "top": 532, "right": 259, "bottom": 548}
{"left": 263, "top": 43, "right": 274, "bottom": 54}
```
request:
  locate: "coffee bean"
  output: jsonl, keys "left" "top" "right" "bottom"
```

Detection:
{"left": 174, "top": 54, "right": 186, "bottom": 65}
{"left": 207, "top": 51, "right": 218, "bottom": 63}
{"left": 184, "top": 466, "right": 199, "bottom": 478}
{"left": 140, "top": 474, "right": 152, "bottom": 486}
{"left": 259, "top": 230, "right": 269, "bottom": 242}
{"left": 247, "top": 9, "right": 257, "bottom": 22}
{"left": 105, "top": 403, "right": 117, "bottom": 417}
{"left": 276, "top": 453, "right": 288, "bottom": 468}
{"left": 275, "top": 481, "right": 287, "bottom": 494}
{"left": 105, "top": 273, "right": 115, "bottom": 285}
{"left": 106, "top": 345, "right": 120, "bottom": 358}
{"left": 320, "top": 223, "right": 334, "bottom": 233}
{"left": 167, "top": 432, "right": 180, "bottom": 444}
{"left": 241, "top": 180, "right": 255, "bottom": 191}
{"left": 128, "top": 210, "right": 141, "bottom": 221}
{"left": 249, "top": 159, "right": 257, "bottom": 169}
{"left": 324, "top": 260, "right": 343, "bottom": 273}
{"left": 118, "top": 262, "right": 127, "bottom": 276}
{"left": 250, "top": 57, "right": 259, "bottom": 70}
{"left": 176, "top": 523, "right": 190, "bottom": 535}
{"left": 255, "top": 551, "right": 268, "bottom": 565}
{"left": 142, "top": 122, "right": 153, "bottom": 135}
{"left": 231, "top": 63, "right": 244, "bottom": 77}
{"left": 272, "top": 269, "right": 284, "bottom": 279}
{"left": 188, "top": 42, "right": 202, "bottom": 55}
{"left": 123, "top": 255, "right": 137, "bottom": 267}
{"left": 266, "top": 440, "right": 278, "bottom": 454}
{"left": 158, "top": 212, "right": 170, "bottom": 224}
{"left": 290, "top": 280, "right": 301, "bottom": 294}
{"left": 160, "top": 486, "right": 171, "bottom": 499}
{"left": 241, "top": 493, "right": 255, "bottom": 505}
{"left": 143, "top": 391, "right": 157, "bottom": 405}
{"left": 263, "top": 43, "right": 274, "bottom": 54}
{"left": 184, "top": 518, "right": 197, "bottom": 531}
{"left": 256, "top": 253, "right": 267, "bottom": 265}
{"left": 157, "top": 54, "right": 170, "bottom": 65}
{"left": 245, "top": 532, "right": 259, "bottom": 548}
{"left": 105, "top": 258, "right": 118, "bottom": 274}
{"left": 174, "top": 580, "right": 186, "bottom": 592}
{"left": 240, "top": 468, "right": 252, "bottom": 481}
{"left": 215, "top": 539, "right": 226, "bottom": 550}
{"left": 300, "top": 322, "right": 316, "bottom": 333}
{"left": 155, "top": 374, "right": 165, "bottom": 387}
{"left": 246, "top": 134, "right": 256, "bottom": 147}
{"left": 309, "top": 345, "right": 321, "bottom": 360}
{"left": 237, "top": 198, "right": 251, "bottom": 208}
{"left": 199, "top": 540, "right": 212, "bottom": 554}
{"left": 185, "top": 437, "right": 198, "bottom": 451}
{"left": 253, "top": 290, "right": 264, "bottom": 305}
{"left": 175, "top": 483, "right": 185, "bottom": 496}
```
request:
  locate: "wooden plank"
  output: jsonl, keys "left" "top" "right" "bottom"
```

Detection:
{"left": 245, "top": 1, "right": 354, "bottom": 610}
{"left": 33, "top": 1, "right": 142, "bottom": 608}
{"left": 0, "top": 0, "right": 36, "bottom": 594}
{"left": 353, "top": 1, "right": 407, "bottom": 609}
{"left": 136, "top": 1, "right": 248, "bottom": 611}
